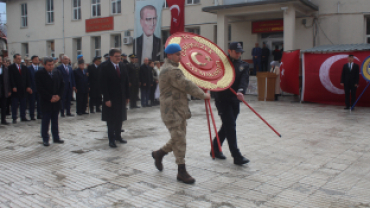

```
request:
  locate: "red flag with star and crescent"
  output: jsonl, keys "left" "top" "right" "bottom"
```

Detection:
{"left": 166, "top": 0, "right": 185, "bottom": 34}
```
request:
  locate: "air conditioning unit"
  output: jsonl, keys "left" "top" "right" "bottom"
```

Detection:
{"left": 123, "top": 36, "right": 133, "bottom": 45}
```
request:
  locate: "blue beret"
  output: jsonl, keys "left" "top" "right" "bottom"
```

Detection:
{"left": 165, "top": 43, "right": 182, "bottom": 54}
{"left": 77, "top": 54, "right": 83, "bottom": 59}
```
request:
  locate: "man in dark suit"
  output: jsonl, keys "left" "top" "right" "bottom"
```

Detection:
{"left": 340, "top": 54, "right": 360, "bottom": 110}
{"left": 28, "top": 55, "right": 42, "bottom": 120}
{"left": 57, "top": 55, "right": 76, "bottom": 117}
{"left": 35, "top": 57, "right": 64, "bottom": 146}
{"left": 212, "top": 42, "right": 250, "bottom": 165}
{"left": 139, "top": 58, "right": 153, "bottom": 107}
{"left": 87, "top": 56, "right": 102, "bottom": 113}
{"left": 127, "top": 54, "right": 140, "bottom": 108}
{"left": 99, "top": 49, "right": 130, "bottom": 148}
{"left": 133, "top": 5, "right": 161, "bottom": 65}
{"left": 252, "top": 43, "right": 262, "bottom": 73}
{"left": 0, "top": 56, "right": 11, "bottom": 125}
{"left": 74, "top": 60, "right": 89, "bottom": 115}
{"left": 9, "top": 54, "right": 33, "bottom": 123}
{"left": 261, "top": 43, "right": 270, "bottom": 72}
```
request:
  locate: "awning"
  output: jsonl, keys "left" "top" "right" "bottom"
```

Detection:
{"left": 302, "top": 44, "right": 370, "bottom": 53}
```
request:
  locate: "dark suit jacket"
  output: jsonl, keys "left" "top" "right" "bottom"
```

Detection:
{"left": 139, "top": 64, "right": 153, "bottom": 87}
{"left": 0, "top": 66, "right": 11, "bottom": 98}
{"left": 87, "top": 64, "right": 101, "bottom": 97}
{"left": 35, "top": 68, "right": 64, "bottom": 112}
{"left": 133, "top": 34, "right": 161, "bottom": 65}
{"left": 341, "top": 63, "right": 360, "bottom": 88}
{"left": 8, "top": 63, "right": 31, "bottom": 98}
{"left": 28, "top": 65, "right": 42, "bottom": 93}
{"left": 99, "top": 61, "right": 129, "bottom": 122}
{"left": 74, "top": 68, "right": 89, "bottom": 94}
{"left": 57, "top": 64, "right": 76, "bottom": 90}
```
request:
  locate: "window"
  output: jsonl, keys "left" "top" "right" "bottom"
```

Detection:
{"left": 22, "top": 43, "right": 29, "bottom": 57}
{"left": 73, "top": 0, "right": 81, "bottom": 20}
{"left": 113, "top": 34, "right": 122, "bottom": 50}
{"left": 94, "top": 37, "right": 101, "bottom": 56}
{"left": 111, "top": 0, "right": 121, "bottom": 14}
{"left": 76, "top": 38, "right": 82, "bottom": 55}
{"left": 186, "top": 0, "right": 200, "bottom": 5}
{"left": 186, "top": 28, "right": 200, "bottom": 35}
{"left": 92, "top": 0, "right": 101, "bottom": 17}
{"left": 21, "top": 3, "right": 27, "bottom": 27}
{"left": 46, "top": 0, "right": 54, "bottom": 24}
{"left": 367, "top": 18, "right": 370, "bottom": 43}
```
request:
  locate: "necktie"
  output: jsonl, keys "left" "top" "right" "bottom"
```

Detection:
{"left": 116, "top": 65, "right": 120, "bottom": 78}
{"left": 18, "top": 65, "right": 21, "bottom": 75}
{"left": 349, "top": 63, "right": 352, "bottom": 71}
{"left": 65, "top": 66, "right": 69, "bottom": 75}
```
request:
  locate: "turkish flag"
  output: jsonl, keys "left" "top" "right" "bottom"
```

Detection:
{"left": 280, "top": 50, "right": 300, "bottom": 95}
{"left": 302, "top": 52, "right": 370, "bottom": 107}
{"left": 166, "top": 0, "right": 185, "bottom": 34}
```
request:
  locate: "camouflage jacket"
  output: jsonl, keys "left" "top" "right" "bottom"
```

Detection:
{"left": 159, "top": 58, "right": 206, "bottom": 127}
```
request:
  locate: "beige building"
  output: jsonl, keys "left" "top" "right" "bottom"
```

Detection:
{"left": 3, "top": 0, "right": 370, "bottom": 65}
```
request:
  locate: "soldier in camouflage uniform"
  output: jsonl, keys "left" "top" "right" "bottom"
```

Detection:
{"left": 151, "top": 43, "right": 210, "bottom": 184}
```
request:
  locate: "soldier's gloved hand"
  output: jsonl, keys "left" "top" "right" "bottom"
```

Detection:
{"left": 204, "top": 93, "right": 211, "bottom": 100}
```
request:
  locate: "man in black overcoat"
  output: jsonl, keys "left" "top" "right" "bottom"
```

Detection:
{"left": 99, "top": 49, "right": 130, "bottom": 148}
{"left": 340, "top": 54, "right": 360, "bottom": 110}
{"left": 74, "top": 60, "right": 89, "bottom": 115}
{"left": 127, "top": 54, "right": 140, "bottom": 108}
{"left": 0, "top": 56, "right": 11, "bottom": 125}
{"left": 35, "top": 57, "right": 64, "bottom": 146}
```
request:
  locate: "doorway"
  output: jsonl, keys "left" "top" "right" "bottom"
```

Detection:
{"left": 261, "top": 32, "right": 283, "bottom": 69}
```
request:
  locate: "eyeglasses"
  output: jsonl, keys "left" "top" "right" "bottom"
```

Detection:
{"left": 144, "top": 17, "right": 157, "bottom": 25}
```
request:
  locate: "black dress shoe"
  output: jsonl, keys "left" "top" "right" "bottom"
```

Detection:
{"left": 210, "top": 151, "right": 226, "bottom": 159}
{"left": 344, "top": 107, "right": 350, "bottom": 110}
{"left": 82, "top": 112, "right": 89, "bottom": 114}
{"left": 96, "top": 109, "right": 102, "bottom": 113}
{"left": 1, "top": 121, "right": 9, "bottom": 125}
{"left": 90, "top": 111, "right": 95, "bottom": 114}
{"left": 12, "top": 120, "right": 17, "bottom": 124}
{"left": 77, "top": 113, "right": 83, "bottom": 116}
{"left": 66, "top": 113, "right": 74, "bottom": 117}
{"left": 115, "top": 138, "right": 127, "bottom": 144}
{"left": 43, "top": 142, "right": 50, "bottom": 146}
{"left": 21, "top": 118, "right": 30, "bottom": 122}
{"left": 54, "top": 139, "right": 64, "bottom": 144}
{"left": 234, "top": 156, "right": 250, "bottom": 165}
{"left": 37, "top": 115, "right": 43, "bottom": 119}
{"left": 61, "top": 114, "right": 65, "bottom": 117}
{"left": 30, "top": 118, "right": 36, "bottom": 121}
{"left": 135, "top": 106, "right": 141, "bottom": 108}
{"left": 109, "top": 142, "right": 117, "bottom": 148}
{"left": 121, "top": 129, "right": 125, "bottom": 132}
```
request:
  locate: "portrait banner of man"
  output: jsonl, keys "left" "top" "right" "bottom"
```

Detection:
{"left": 134, "top": 0, "right": 165, "bottom": 65}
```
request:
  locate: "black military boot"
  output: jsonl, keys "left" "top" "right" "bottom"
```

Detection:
{"left": 177, "top": 164, "right": 195, "bottom": 184}
{"left": 152, "top": 149, "right": 167, "bottom": 171}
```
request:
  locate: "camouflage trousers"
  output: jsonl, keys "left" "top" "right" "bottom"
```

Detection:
{"left": 161, "top": 120, "right": 187, "bottom": 164}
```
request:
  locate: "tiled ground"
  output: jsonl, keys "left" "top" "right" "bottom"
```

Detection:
{"left": 0, "top": 95, "right": 369, "bottom": 208}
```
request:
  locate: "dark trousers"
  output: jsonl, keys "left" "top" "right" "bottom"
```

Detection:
{"left": 89, "top": 95, "right": 102, "bottom": 112}
{"left": 130, "top": 86, "right": 139, "bottom": 107}
{"left": 253, "top": 58, "right": 261, "bottom": 74}
{"left": 0, "top": 96, "right": 7, "bottom": 122}
{"left": 140, "top": 87, "right": 150, "bottom": 107}
{"left": 11, "top": 95, "right": 27, "bottom": 120}
{"left": 61, "top": 86, "right": 72, "bottom": 115}
{"left": 345, "top": 86, "right": 357, "bottom": 108}
{"left": 262, "top": 60, "right": 269, "bottom": 72}
{"left": 28, "top": 92, "right": 41, "bottom": 119}
{"left": 213, "top": 98, "right": 242, "bottom": 158}
{"left": 76, "top": 92, "right": 88, "bottom": 114}
{"left": 6, "top": 97, "right": 10, "bottom": 115}
{"left": 150, "top": 83, "right": 157, "bottom": 104}
{"left": 107, "top": 119, "right": 123, "bottom": 143}
{"left": 41, "top": 110, "right": 60, "bottom": 143}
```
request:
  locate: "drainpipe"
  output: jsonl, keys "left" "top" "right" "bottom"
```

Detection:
{"left": 62, "top": 0, "right": 65, "bottom": 53}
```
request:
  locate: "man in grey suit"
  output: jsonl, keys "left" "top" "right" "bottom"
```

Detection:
{"left": 0, "top": 56, "right": 11, "bottom": 125}
{"left": 133, "top": 5, "right": 161, "bottom": 65}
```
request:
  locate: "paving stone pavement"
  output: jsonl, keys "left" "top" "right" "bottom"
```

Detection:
{"left": 0, "top": 95, "right": 370, "bottom": 208}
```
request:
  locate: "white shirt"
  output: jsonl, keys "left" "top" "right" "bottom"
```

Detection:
{"left": 94, "top": 64, "right": 98, "bottom": 68}
{"left": 111, "top": 62, "right": 119, "bottom": 69}
{"left": 142, "top": 35, "right": 153, "bottom": 64}
{"left": 32, "top": 64, "right": 38, "bottom": 71}
{"left": 0, "top": 66, "right": 2, "bottom": 75}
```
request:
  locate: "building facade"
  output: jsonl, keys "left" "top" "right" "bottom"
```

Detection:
{"left": 4, "top": 0, "right": 370, "bottom": 65}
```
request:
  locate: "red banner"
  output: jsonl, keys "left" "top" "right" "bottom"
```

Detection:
{"left": 302, "top": 52, "right": 370, "bottom": 106}
{"left": 166, "top": 0, "right": 185, "bottom": 35}
{"left": 252, "top": 20, "right": 283, "bottom": 34}
{"left": 280, "top": 50, "right": 300, "bottom": 95}
{"left": 86, "top": 17, "right": 114, "bottom": 33}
